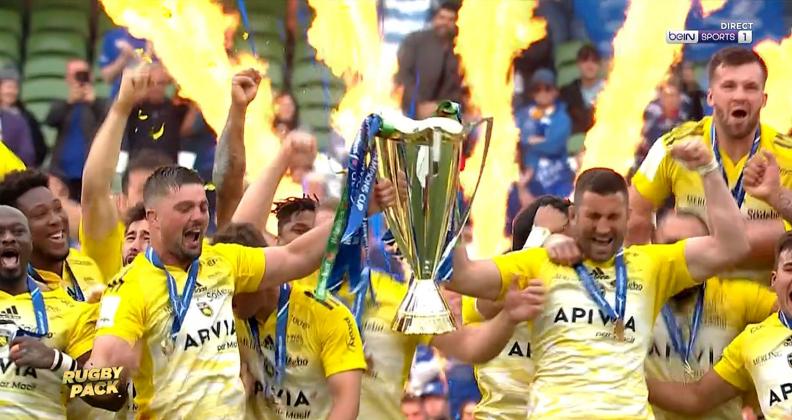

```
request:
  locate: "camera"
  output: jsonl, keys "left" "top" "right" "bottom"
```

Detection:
{"left": 75, "top": 70, "right": 91, "bottom": 85}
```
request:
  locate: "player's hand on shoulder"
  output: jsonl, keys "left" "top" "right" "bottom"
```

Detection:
{"left": 544, "top": 233, "right": 581, "bottom": 266}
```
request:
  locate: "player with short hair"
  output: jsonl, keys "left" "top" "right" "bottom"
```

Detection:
{"left": 629, "top": 46, "right": 792, "bottom": 282}
{"left": 447, "top": 137, "right": 748, "bottom": 418}
{"left": 646, "top": 210, "right": 777, "bottom": 420}
{"left": 648, "top": 231, "right": 792, "bottom": 419}
{"left": 0, "top": 205, "right": 102, "bottom": 417}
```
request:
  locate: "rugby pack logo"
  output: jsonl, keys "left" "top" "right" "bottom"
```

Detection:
{"left": 63, "top": 367, "right": 124, "bottom": 399}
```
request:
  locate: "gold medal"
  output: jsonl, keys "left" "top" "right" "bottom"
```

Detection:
{"left": 161, "top": 337, "right": 174, "bottom": 356}
{"left": 614, "top": 319, "right": 625, "bottom": 342}
{"left": 683, "top": 361, "right": 695, "bottom": 379}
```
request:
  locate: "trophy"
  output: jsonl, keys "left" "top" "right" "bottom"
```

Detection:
{"left": 375, "top": 103, "right": 492, "bottom": 334}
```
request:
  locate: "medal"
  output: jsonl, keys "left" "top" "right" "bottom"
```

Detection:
{"left": 248, "top": 284, "right": 291, "bottom": 385}
{"left": 575, "top": 251, "right": 628, "bottom": 342}
{"left": 710, "top": 123, "right": 761, "bottom": 207}
{"left": 145, "top": 247, "right": 199, "bottom": 357}
{"left": 160, "top": 337, "right": 175, "bottom": 356}
{"left": 613, "top": 319, "right": 625, "bottom": 342}
{"left": 661, "top": 284, "right": 705, "bottom": 376}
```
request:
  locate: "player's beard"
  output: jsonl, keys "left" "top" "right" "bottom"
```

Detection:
{"left": 713, "top": 104, "right": 759, "bottom": 140}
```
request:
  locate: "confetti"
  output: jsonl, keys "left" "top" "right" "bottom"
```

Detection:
{"left": 137, "top": 109, "right": 149, "bottom": 120}
{"left": 204, "top": 183, "right": 216, "bottom": 191}
{"left": 152, "top": 123, "right": 165, "bottom": 140}
{"left": 242, "top": 32, "right": 249, "bottom": 40}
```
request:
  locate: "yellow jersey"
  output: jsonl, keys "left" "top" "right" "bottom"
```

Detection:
{"left": 300, "top": 270, "right": 429, "bottom": 420}
{"left": 78, "top": 221, "right": 125, "bottom": 282}
{"left": 646, "top": 278, "right": 777, "bottom": 420}
{"left": 461, "top": 296, "right": 533, "bottom": 419}
{"left": 32, "top": 248, "right": 105, "bottom": 304}
{"left": 713, "top": 313, "right": 792, "bottom": 419}
{"left": 492, "top": 241, "right": 698, "bottom": 419}
{"left": 95, "top": 242, "right": 267, "bottom": 419}
{"left": 633, "top": 117, "right": 792, "bottom": 281}
{"left": 0, "top": 142, "right": 24, "bottom": 181}
{"left": 0, "top": 286, "right": 98, "bottom": 419}
{"left": 239, "top": 283, "right": 366, "bottom": 420}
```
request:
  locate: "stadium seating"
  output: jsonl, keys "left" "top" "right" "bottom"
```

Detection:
{"left": 21, "top": 78, "right": 68, "bottom": 103}
{"left": 554, "top": 40, "right": 584, "bottom": 70}
{"left": 0, "top": 9, "right": 22, "bottom": 39}
{"left": 0, "top": 32, "right": 20, "bottom": 64}
{"left": 24, "top": 56, "right": 70, "bottom": 80}
{"left": 26, "top": 32, "right": 87, "bottom": 59}
{"left": 30, "top": 10, "right": 90, "bottom": 39}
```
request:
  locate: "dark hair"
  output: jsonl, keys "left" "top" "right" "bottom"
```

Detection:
{"left": 434, "top": 1, "right": 460, "bottom": 16}
{"left": 707, "top": 47, "right": 768, "bottom": 86}
{"left": 401, "top": 393, "right": 422, "bottom": 405}
{"left": 142, "top": 166, "right": 205, "bottom": 207}
{"left": 573, "top": 168, "right": 628, "bottom": 205}
{"left": 122, "top": 150, "right": 175, "bottom": 195}
{"left": 212, "top": 222, "right": 268, "bottom": 247}
{"left": 775, "top": 231, "right": 792, "bottom": 268}
{"left": 577, "top": 44, "right": 601, "bottom": 62}
{"left": 0, "top": 169, "right": 50, "bottom": 208}
{"left": 657, "top": 209, "right": 709, "bottom": 234}
{"left": 272, "top": 196, "right": 318, "bottom": 233}
{"left": 124, "top": 202, "right": 147, "bottom": 232}
{"left": 512, "top": 195, "right": 571, "bottom": 251}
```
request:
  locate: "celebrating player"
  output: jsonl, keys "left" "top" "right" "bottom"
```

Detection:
{"left": 447, "top": 138, "right": 748, "bottom": 418}
{"left": 646, "top": 210, "right": 777, "bottom": 419}
{"left": 629, "top": 46, "right": 792, "bottom": 281}
{"left": 647, "top": 231, "right": 792, "bottom": 419}
{"left": 0, "top": 206, "right": 101, "bottom": 418}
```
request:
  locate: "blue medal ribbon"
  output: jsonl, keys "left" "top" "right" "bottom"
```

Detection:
{"left": 661, "top": 284, "right": 705, "bottom": 366}
{"left": 17, "top": 276, "right": 49, "bottom": 338}
{"left": 145, "top": 247, "right": 199, "bottom": 342}
{"left": 27, "top": 262, "right": 84, "bottom": 302}
{"left": 574, "top": 251, "right": 627, "bottom": 325}
{"left": 248, "top": 283, "right": 291, "bottom": 385}
{"left": 780, "top": 310, "right": 792, "bottom": 329}
{"left": 710, "top": 122, "right": 761, "bottom": 207}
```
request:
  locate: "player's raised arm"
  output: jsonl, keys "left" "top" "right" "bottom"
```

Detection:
{"left": 213, "top": 69, "right": 262, "bottom": 231}
{"left": 672, "top": 140, "right": 750, "bottom": 281}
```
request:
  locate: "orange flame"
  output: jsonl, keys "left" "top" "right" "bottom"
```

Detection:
{"left": 455, "top": 0, "right": 546, "bottom": 256}
{"left": 100, "top": 0, "right": 280, "bottom": 178}
{"left": 581, "top": 0, "right": 692, "bottom": 174}
{"left": 755, "top": 32, "right": 792, "bottom": 135}
{"left": 701, "top": 0, "right": 727, "bottom": 17}
{"left": 306, "top": 0, "right": 401, "bottom": 145}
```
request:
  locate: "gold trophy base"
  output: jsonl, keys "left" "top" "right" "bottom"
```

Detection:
{"left": 391, "top": 278, "right": 456, "bottom": 335}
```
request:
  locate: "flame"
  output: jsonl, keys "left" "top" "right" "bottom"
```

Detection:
{"left": 755, "top": 32, "right": 792, "bottom": 135}
{"left": 700, "top": 0, "right": 727, "bottom": 16}
{"left": 306, "top": 0, "right": 401, "bottom": 145}
{"left": 100, "top": 0, "right": 280, "bottom": 178}
{"left": 581, "top": 0, "right": 692, "bottom": 174}
{"left": 455, "top": 0, "right": 546, "bottom": 256}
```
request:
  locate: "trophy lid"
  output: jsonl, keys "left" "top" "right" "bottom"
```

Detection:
{"left": 377, "top": 110, "right": 464, "bottom": 139}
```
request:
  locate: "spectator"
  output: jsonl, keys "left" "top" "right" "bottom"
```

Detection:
{"left": 45, "top": 59, "right": 110, "bottom": 201}
{"left": 272, "top": 91, "right": 301, "bottom": 140}
{"left": 421, "top": 380, "right": 451, "bottom": 420}
{"left": 458, "top": 400, "right": 476, "bottom": 420}
{"left": 123, "top": 64, "right": 188, "bottom": 163}
{"left": 678, "top": 60, "right": 705, "bottom": 120}
{"left": 179, "top": 102, "right": 216, "bottom": 181}
{"left": 381, "top": 0, "right": 432, "bottom": 61}
{"left": 559, "top": 44, "right": 604, "bottom": 134}
{"left": 635, "top": 79, "right": 692, "bottom": 166}
{"left": 401, "top": 394, "right": 428, "bottom": 420}
{"left": 0, "top": 97, "right": 34, "bottom": 167}
{"left": 396, "top": 1, "right": 463, "bottom": 118}
{"left": 0, "top": 67, "right": 47, "bottom": 166}
{"left": 98, "top": 26, "right": 147, "bottom": 98}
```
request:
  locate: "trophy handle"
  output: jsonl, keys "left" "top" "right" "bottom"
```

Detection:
{"left": 438, "top": 117, "right": 494, "bottom": 265}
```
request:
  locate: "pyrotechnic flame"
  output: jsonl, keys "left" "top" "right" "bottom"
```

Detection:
{"left": 581, "top": 0, "right": 692, "bottom": 175}
{"left": 755, "top": 33, "right": 792, "bottom": 135}
{"left": 455, "top": 0, "right": 546, "bottom": 256}
{"left": 306, "top": 0, "right": 401, "bottom": 145}
{"left": 700, "top": 0, "right": 727, "bottom": 17}
{"left": 100, "top": 0, "right": 279, "bottom": 178}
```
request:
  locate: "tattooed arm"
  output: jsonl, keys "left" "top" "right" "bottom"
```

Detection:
{"left": 744, "top": 150, "right": 792, "bottom": 223}
{"left": 212, "top": 69, "right": 262, "bottom": 231}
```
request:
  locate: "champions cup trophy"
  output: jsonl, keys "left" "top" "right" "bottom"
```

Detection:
{"left": 376, "top": 102, "right": 492, "bottom": 335}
